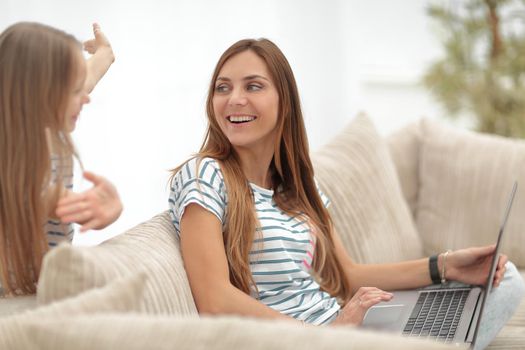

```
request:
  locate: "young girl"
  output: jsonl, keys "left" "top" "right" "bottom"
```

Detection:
{"left": 0, "top": 22, "right": 122, "bottom": 296}
{"left": 169, "top": 39, "right": 523, "bottom": 347}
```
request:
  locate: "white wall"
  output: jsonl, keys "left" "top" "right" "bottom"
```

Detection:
{"left": 2, "top": 0, "right": 454, "bottom": 245}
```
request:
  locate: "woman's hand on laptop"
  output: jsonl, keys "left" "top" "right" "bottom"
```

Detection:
{"left": 330, "top": 287, "right": 394, "bottom": 326}
{"left": 443, "top": 245, "right": 507, "bottom": 287}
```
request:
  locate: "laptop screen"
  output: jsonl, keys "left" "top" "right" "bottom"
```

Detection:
{"left": 471, "top": 181, "right": 518, "bottom": 347}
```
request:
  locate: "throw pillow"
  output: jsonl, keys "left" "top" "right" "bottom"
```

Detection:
{"left": 417, "top": 119, "right": 525, "bottom": 267}
{"left": 312, "top": 113, "right": 423, "bottom": 263}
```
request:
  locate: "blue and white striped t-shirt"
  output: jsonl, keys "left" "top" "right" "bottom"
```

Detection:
{"left": 44, "top": 154, "right": 74, "bottom": 247}
{"left": 168, "top": 157, "right": 341, "bottom": 325}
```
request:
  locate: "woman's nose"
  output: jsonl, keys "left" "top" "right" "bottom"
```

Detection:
{"left": 228, "top": 88, "right": 247, "bottom": 106}
{"left": 83, "top": 93, "right": 91, "bottom": 105}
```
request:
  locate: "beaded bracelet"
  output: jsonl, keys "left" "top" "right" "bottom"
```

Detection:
{"left": 441, "top": 250, "right": 451, "bottom": 284}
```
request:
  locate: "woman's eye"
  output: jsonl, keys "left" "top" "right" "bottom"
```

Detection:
{"left": 215, "top": 84, "right": 229, "bottom": 93}
{"left": 247, "top": 84, "right": 262, "bottom": 91}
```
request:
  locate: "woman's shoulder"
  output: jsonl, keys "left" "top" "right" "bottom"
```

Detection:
{"left": 169, "top": 156, "right": 228, "bottom": 229}
{"left": 173, "top": 156, "right": 225, "bottom": 188}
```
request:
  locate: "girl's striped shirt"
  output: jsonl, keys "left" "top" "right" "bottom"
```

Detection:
{"left": 168, "top": 157, "right": 341, "bottom": 325}
{"left": 44, "top": 154, "right": 74, "bottom": 247}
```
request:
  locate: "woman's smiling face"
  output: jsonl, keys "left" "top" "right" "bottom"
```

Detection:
{"left": 212, "top": 50, "right": 279, "bottom": 153}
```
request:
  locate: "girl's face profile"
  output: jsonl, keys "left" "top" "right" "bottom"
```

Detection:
{"left": 212, "top": 50, "right": 279, "bottom": 153}
{"left": 64, "top": 48, "right": 89, "bottom": 132}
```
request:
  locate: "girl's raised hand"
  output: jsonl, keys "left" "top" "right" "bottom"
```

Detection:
{"left": 82, "top": 23, "right": 115, "bottom": 94}
{"left": 83, "top": 23, "right": 112, "bottom": 55}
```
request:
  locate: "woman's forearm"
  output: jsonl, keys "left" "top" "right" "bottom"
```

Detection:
{"left": 195, "top": 281, "right": 293, "bottom": 322}
{"left": 333, "top": 229, "right": 433, "bottom": 293}
{"left": 346, "top": 258, "right": 432, "bottom": 292}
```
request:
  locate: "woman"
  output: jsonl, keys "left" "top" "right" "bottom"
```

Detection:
{"left": 169, "top": 38, "right": 523, "bottom": 346}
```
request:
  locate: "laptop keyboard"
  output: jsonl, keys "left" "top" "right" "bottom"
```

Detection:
{"left": 403, "top": 289, "right": 470, "bottom": 342}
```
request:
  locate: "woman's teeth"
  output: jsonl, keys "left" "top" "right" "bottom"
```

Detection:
{"left": 228, "top": 115, "right": 256, "bottom": 123}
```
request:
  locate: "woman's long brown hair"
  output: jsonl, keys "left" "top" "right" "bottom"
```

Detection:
{"left": 0, "top": 22, "right": 80, "bottom": 295}
{"left": 173, "top": 39, "right": 352, "bottom": 303}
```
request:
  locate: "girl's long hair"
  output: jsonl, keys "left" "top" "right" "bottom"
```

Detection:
{"left": 173, "top": 39, "right": 351, "bottom": 303}
{"left": 0, "top": 22, "right": 80, "bottom": 295}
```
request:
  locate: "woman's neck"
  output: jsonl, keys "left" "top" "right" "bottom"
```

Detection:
{"left": 234, "top": 145, "right": 274, "bottom": 189}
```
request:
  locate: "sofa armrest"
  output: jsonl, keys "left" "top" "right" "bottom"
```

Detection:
{"left": 0, "top": 314, "right": 458, "bottom": 350}
{"left": 37, "top": 211, "right": 197, "bottom": 316}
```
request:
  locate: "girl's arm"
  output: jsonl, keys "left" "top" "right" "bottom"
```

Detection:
{"left": 332, "top": 229, "right": 507, "bottom": 293}
{"left": 180, "top": 203, "right": 294, "bottom": 321}
{"left": 83, "top": 23, "right": 115, "bottom": 94}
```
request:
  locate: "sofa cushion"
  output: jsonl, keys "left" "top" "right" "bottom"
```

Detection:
{"left": 0, "top": 295, "right": 37, "bottom": 318}
{"left": 417, "top": 119, "right": 525, "bottom": 267}
{"left": 312, "top": 113, "right": 423, "bottom": 263}
{"left": 0, "top": 314, "right": 455, "bottom": 350}
{"left": 37, "top": 212, "right": 197, "bottom": 316}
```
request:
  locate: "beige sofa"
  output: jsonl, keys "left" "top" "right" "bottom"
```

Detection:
{"left": 0, "top": 114, "right": 523, "bottom": 349}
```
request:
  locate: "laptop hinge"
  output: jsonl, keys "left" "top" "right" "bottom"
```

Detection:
{"left": 465, "top": 289, "right": 483, "bottom": 343}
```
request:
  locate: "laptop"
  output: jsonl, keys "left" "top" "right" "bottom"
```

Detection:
{"left": 362, "top": 182, "right": 518, "bottom": 348}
